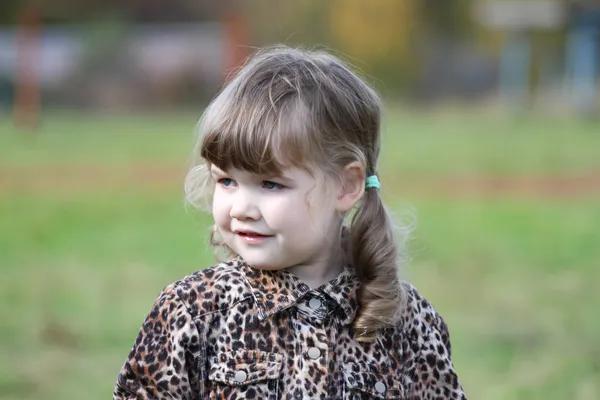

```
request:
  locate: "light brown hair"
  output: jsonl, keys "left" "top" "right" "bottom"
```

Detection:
{"left": 185, "top": 46, "right": 407, "bottom": 340}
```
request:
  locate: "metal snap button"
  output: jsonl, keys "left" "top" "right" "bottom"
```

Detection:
{"left": 234, "top": 370, "right": 247, "bottom": 383}
{"left": 375, "top": 381, "right": 386, "bottom": 394}
{"left": 307, "top": 347, "right": 321, "bottom": 360}
{"left": 308, "top": 298, "right": 322, "bottom": 310}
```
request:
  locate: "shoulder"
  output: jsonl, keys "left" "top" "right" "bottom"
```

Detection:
{"left": 396, "top": 281, "right": 452, "bottom": 352}
{"left": 395, "top": 282, "right": 466, "bottom": 398}
{"left": 161, "top": 259, "right": 253, "bottom": 319}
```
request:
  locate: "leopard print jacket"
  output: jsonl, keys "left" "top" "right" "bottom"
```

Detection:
{"left": 113, "top": 259, "right": 466, "bottom": 399}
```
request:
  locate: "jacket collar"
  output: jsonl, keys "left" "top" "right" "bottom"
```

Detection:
{"left": 239, "top": 260, "right": 361, "bottom": 326}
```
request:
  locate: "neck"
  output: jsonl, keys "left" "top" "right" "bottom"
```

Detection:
{"left": 286, "top": 226, "right": 346, "bottom": 289}
{"left": 287, "top": 259, "right": 344, "bottom": 289}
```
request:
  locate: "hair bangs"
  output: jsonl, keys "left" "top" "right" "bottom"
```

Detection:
{"left": 199, "top": 91, "right": 315, "bottom": 176}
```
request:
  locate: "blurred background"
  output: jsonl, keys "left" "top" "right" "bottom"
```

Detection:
{"left": 1, "top": 1, "right": 599, "bottom": 399}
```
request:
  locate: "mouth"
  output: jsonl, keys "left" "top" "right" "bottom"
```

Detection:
{"left": 234, "top": 230, "right": 273, "bottom": 240}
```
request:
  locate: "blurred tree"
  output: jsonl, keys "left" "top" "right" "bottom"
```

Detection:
{"left": 245, "top": 0, "right": 332, "bottom": 46}
{"left": 328, "top": 0, "right": 418, "bottom": 92}
{"left": 329, "top": 0, "right": 415, "bottom": 63}
{"left": 418, "top": 0, "right": 474, "bottom": 37}
{"left": 0, "top": 0, "right": 20, "bottom": 25}
{"left": 246, "top": 0, "right": 419, "bottom": 92}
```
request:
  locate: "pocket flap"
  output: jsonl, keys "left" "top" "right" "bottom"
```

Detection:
{"left": 342, "top": 363, "right": 407, "bottom": 399}
{"left": 208, "top": 350, "right": 283, "bottom": 385}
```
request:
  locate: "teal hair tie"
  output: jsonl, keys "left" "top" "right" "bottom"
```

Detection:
{"left": 365, "top": 175, "right": 380, "bottom": 190}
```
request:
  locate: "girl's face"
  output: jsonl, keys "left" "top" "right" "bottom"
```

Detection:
{"left": 211, "top": 165, "right": 343, "bottom": 272}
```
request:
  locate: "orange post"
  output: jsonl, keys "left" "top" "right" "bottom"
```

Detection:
{"left": 14, "top": 5, "right": 41, "bottom": 129}
{"left": 223, "top": 11, "right": 249, "bottom": 83}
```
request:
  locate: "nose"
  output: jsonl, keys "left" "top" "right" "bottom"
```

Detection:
{"left": 229, "top": 189, "right": 261, "bottom": 221}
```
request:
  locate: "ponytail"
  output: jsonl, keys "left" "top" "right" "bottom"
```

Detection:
{"left": 350, "top": 184, "right": 404, "bottom": 341}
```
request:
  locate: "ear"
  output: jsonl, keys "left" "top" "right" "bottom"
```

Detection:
{"left": 336, "top": 161, "right": 365, "bottom": 213}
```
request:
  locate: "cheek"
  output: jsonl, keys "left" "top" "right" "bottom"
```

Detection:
{"left": 281, "top": 199, "right": 323, "bottom": 233}
{"left": 212, "top": 191, "right": 228, "bottom": 223}
{"left": 305, "top": 191, "right": 336, "bottom": 219}
{"left": 306, "top": 199, "right": 340, "bottom": 236}
{"left": 259, "top": 195, "right": 301, "bottom": 229}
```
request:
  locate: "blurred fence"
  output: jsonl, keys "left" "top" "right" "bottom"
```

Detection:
{"left": 0, "top": 23, "right": 224, "bottom": 110}
{"left": 1, "top": 0, "right": 599, "bottom": 115}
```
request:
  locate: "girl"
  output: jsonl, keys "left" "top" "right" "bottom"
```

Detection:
{"left": 114, "top": 47, "right": 466, "bottom": 400}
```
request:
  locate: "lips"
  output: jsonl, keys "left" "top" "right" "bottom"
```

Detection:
{"left": 234, "top": 230, "right": 273, "bottom": 238}
{"left": 233, "top": 230, "right": 273, "bottom": 244}
{"left": 237, "top": 232, "right": 268, "bottom": 237}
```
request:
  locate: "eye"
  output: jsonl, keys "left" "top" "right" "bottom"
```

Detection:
{"left": 262, "top": 181, "right": 284, "bottom": 190}
{"left": 217, "top": 178, "right": 235, "bottom": 187}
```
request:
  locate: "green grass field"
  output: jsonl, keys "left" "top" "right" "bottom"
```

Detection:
{"left": 1, "top": 111, "right": 599, "bottom": 399}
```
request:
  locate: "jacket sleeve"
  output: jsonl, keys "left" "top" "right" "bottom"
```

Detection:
{"left": 113, "top": 284, "right": 201, "bottom": 400}
{"left": 408, "top": 312, "right": 467, "bottom": 399}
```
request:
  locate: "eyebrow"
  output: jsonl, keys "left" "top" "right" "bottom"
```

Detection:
{"left": 209, "top": 165, "right": 296, "bottom": 184}
{"left": 261, "top": 171, "right": 294, "bottom": 183}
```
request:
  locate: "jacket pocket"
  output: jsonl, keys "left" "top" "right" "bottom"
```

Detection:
{"left": 207, "top": 350, "right": 283, "bottom": 400}
{"left": 342, "top": 362, "right": 408, "bottom": 399}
